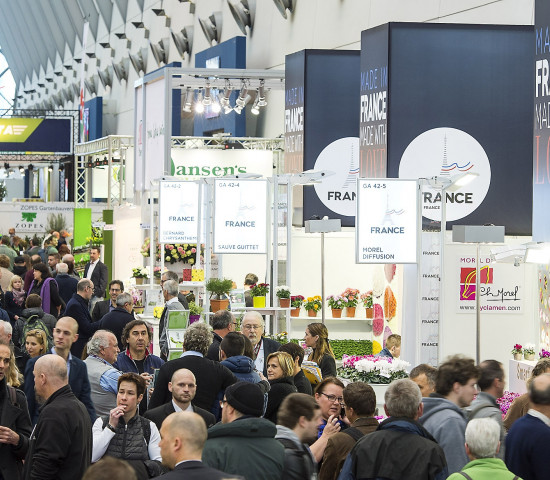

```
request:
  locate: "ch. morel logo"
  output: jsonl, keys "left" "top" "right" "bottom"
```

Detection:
{"left": 21, "top": 212, "right": 37, "bottom": 222}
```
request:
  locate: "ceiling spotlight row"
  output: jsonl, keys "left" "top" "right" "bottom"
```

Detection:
{"left": 182, "top": 81, "right": 267, "bottom": 116}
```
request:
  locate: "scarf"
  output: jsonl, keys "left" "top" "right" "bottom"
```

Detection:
{"left": 11, "top": 288, "right": 25, "bottom": 306}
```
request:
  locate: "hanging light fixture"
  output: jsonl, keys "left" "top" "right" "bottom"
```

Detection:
{"left": 182, "top": 87, "right": 193, "bottom": 113}
{"left": 250, "top": 92, "right": 260, "bottom": 115}
{"left": 195, "top": 89, "right": 205, "bottom": 113}
{"left": 203, "top": 83, "right": 212, "bottom": 106}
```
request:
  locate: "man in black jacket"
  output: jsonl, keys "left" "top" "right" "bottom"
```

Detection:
{"left": 275, "top": 393, "right": 322, "bottom": 480}
{"left": 24, "top": 354, "right": 92, "bottom": 480}
{"left": 97, "top": 292, "right": 135, "bottom": 351}
{"left": 242, "top": 311, "right": 280, "bottom": 377}
{"left": 144, "top": 368, "right": 215, "bottom": 430}
{"left": 65, "top": 279, "right": 101, "bottom": 357}
{"left": 91, "top": 280, "right": 125, "bottom": 323}
{"left": 84, "top": 247, "right": 108, "bottom": 313}
{"left": 148, "top": 322, "right": 236, "bottom": 417}
{"left": 206, "top": 310, "right": 237, "bottom": 361}
{"left": 340, "top": 378, "right": 448, "bottom": 480}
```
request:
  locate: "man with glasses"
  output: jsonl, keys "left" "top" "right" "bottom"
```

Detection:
{"left": 65, "top": 279, "right": 102, "bottom": 357}
{"left": 241, "top": 311, "right": 281, "bottom": 376}
{"left": 419, "top": 354, "right": 480, "bottom": 474}
{"left": 97, "top": 293, "right": 135, "bottom": 351}
{"left": 91, "top": 280, "right": 125, "bottom": 323}
{"left": 206, "top": 310, "right": 237, "bottom": 361}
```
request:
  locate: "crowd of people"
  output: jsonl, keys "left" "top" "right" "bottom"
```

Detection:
{"left": 0, "top": 241, "right": 548, "bottom": 479}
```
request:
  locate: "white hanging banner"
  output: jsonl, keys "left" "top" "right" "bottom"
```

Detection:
{"left": 159, "top": 181, "right": 199, "bottom": 243}
{"left": 356, "top": 178, "right": 418, "bottom": 264}
{"left": 213, "top": 179, "right": 268, "bottom": 254}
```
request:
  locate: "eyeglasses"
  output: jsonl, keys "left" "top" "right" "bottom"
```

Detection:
{"left": 242, "top": 324, "right": 262, "bottom": 331}
{"left": 320, "top": 392, "right": 344, "bottom": 404}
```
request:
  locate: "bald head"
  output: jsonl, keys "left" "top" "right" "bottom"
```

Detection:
{"left": 159, "top": 411, "right": 207, "bottom": 468}
{"left": 34, "top": 355, "right": 68, "bottom": 401}
{"left": 56, "top": 317, "right": 79, "bottom": 334}
{"left": 530, "top": 372, "right": 550, "bottom": 406}
{"left": 171, "top": 368, "right": 196, "bottom": 384}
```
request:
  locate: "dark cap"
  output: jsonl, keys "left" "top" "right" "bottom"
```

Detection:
{"left": 224, "top": 381, "right": 264, "bottom": 417}
{"left": 14, "top": 256, "right": 25, "bottom": 264}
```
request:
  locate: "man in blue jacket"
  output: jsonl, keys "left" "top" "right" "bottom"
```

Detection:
{"left": 24, "top": 316, "right": 96, "bottom": 424}
{"left": 505, "top": 372, "right": 550, "bottom": 480}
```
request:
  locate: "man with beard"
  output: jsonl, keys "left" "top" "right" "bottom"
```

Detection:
{"left": 144, "top": 369, "right": 215, "bottom": 430}
{"left": 25, "top": 354, "right": 92, "bottom": 480}
{"left": 241, "top": 311, "right": 280, "bottom": 377}
{"left": 275, "top": 393, "right": 323, "bottom": 480}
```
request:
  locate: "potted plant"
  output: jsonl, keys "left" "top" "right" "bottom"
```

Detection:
{"left": 327, "top": 295, "right": 346, "bottom": 318}
{"left": 342, "top": 288, "right": 360, "bottom": 317}
{"left": 540, "top": 349, "right": 550, "bottom": 359}
{"left": 361, "top": 290, "right": 374, "bottom": 318}
{"left": 304, "top": 296, "right": 322, "bottom": 317}
{"left": 128, "top": 286, "right": 144, "bottom": 314}
{"left": 153, "top": 266, "right": 163, "bottom": 284}
{"left": 523, "top": 343, "right": 536, "bottom": 361}
{"left": 132, "top": 267, "right": 149, "bottom": 285}
{"left": 290, "top": 295, "right": 305, "bottom": 317}
{"left": 511, "top": 343, "right": 523, "bottom": 361}
{"left": 250, "top": 283, "right": 270, "bottom": 308}
{"left": 188, "top": 302, "right": 203, "bottom": 325}
{"left": 205, "top": 277, "right": 234, "bottom": 312}
{"left": 276, "top": 285, "right": 291, "bottom": 308}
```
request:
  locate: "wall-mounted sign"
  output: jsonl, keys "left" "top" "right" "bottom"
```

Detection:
{"left": 0, "top": 118, "right": 72, "bottom": 154}
{"left": 159, "top": 181, "right": 199, "bottom": 243}
{"left": 356, "top": 179, "right": 418, "bottom": 264}
{"left": 213, "top": 179, "right": 268, "bottom": 254}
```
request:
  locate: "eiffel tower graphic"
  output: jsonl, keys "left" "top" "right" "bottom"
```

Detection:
{"left": 439, "top": 133, "right": 473, "bottom": 174}
{"left": 341, "top": 148, "right": 360, "bottom": 189}
{"left": 382, "top": 192, "right": 404, "bottom": 225}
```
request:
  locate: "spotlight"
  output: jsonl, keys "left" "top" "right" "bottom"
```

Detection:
{"left": 235, "top": 82, "right": 248, "bottom": 108}
{"left": 48, "top": 165, "right": 53, "bottom": 173}
{"left": 195, "top": 90, "right": 205, "bottom": 113}
{"left": 250, "top": 94, "right": 260, "bottom": 115}
{"left": 86, "top": 158, "right": 94, "bottom": 168}
{"left": 182, "top": 87, "right": 193, "bottom": 113}
{"left": 102, "top": 156, "right": 109, "bottom": 166}
{"left": 257, "top": 80, "right": 267, "bottom": 106}
{"left": 94, "top": 158, "right": 101, "bottom": 167}
{"left": 211, "top": 101, "right": 221, "bottom": 114}
{"left": 19, "top": 166, "right": 25, "bottom": 174}
{"left": 203, "top": 84, "right": 212, "bottom": 106}
{"left": 234, "top": 94, "right": 251, "bottom": 114}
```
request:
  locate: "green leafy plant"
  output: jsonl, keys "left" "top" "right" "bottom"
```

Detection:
{"left": 0, "top": 181, "right": 6, "bottom": 202}
{"left": 205, "top": 278, "right": 234, "bottom": 299}
{"left": 188, "top": 302, "right": 203, "bottom": 316}
{"left": 290, "top": 295, "right": 305, "bottom": 308}
{"left": 287, "top": 338, "right": 372, "bottom": 360}
{"left": 276, "top": 286, "right": 291, "bottom": 299}
{"left": 250, "top": 283, "right": 270, "bottom": 297}
{"left": 46, "top": 213, "right": 67, "bottom": 233}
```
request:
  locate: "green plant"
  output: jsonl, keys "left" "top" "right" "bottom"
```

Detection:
{"left": 276, "top": 285, "right": 291, "bottom": 299}
{"left": 0, "top": 181, "right": 6, "bottom": 202}
{"left": 327, "top": 295, "right": 346, "bottom": 309}
{"left": 188, "top": 302, "right": 203, "bottom": 316}
{"left": 287, "top": 338, "right": 373, "bottom": 360}
{"left": 206, "top": 278, "right": 234, "bottom": 299}
{"left": 132, "top": 267, "right": 149, "bottom": 278}
{"left": 304, "top": 296, "right": 322, "bottom": 312}
{"left": 46, "top": 213, "right": 67, "bottom": 233}
{"left": 290, "top": 295, "right": 305, "bottom": 308}
{"left": 250, "top": 283, "right": 269, "bottom": 297}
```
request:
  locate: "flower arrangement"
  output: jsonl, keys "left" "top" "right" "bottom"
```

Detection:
{"left": 338, "top": 354, "right": 410, "bottom": 384}
{"left": 361, "top": 291, "right": 373, "bottom": 308}
{"left": 128, "top": 286, "right": 143, "bottom": 307}
{"left": 540, "top": 349, "right": 550, "bottom": 358}
{"left": 250, "top": 283, "right": 270, "bottom": 297}
{"left": 132, "top": 267, "right": 149, "bottom": 278}
{"left": 276, "top": 285, "right": 291, "bottom": 299}
{"left": 153, "top": 266, "right": 163, "bottom": 279}
{"left": 511, "top": 344, "right": 523, "bottom": 355}
{"left": 342, "top": 288, "right": 360, "bottom": 307}
{"left": 164, "top": 243, "right": 198, "bottom": 264}
{"left": 272, "top": 331, "right": 289, "bottom": 343}
{"left": 523, "top": 343, "right": 536, "bottom": 355}
{"left": 153, "top": 306, "right": 164, "bottom": 319}
{"left": 304, "top": 296, "right": 322, "bottom": 312}
{"left": 327, "top": 295, "right": 346, "bottom": 310}
{"left": 141, "top": 237, "right": 152, "bottom": 257}
{"left": 497, "top": 391, "right": 521, "bottom": 417}
{"left": 291, "top": 295, "right": 305, "bottom": 308}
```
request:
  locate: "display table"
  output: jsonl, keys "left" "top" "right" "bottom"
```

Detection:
{"left": 509, "top": 358, "right": 537, "bottom": 394}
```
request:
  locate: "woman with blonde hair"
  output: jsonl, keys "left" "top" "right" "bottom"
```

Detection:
{"left": 304, "top": 322, "right": 337, "bottom": 379}
{"left": 4, "top": 275, "right": 26, "bottom": 323}
{"left": 264, "top": 351, "right": 297, "bottom": 422}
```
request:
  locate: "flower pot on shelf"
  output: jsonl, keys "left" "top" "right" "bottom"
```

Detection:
{"left": 332, "top": 308, "right": 342, "bottom": 318}
{"left": 290, "top": 308, "right": 300, "bottom": 317}
{"left": 307, "top": 309, "right": 317, "bottom": 317}
{"left": 513, "top": 353, "right": 523, "bottom": 361}
{"left": 253, "top": 296, "right": 266, "bottom": 308}
{"left": 365, "top": 307, "right": 374, "bottom": 319}
{"left": 346, "top": 307, "right": 356, "bottom": 318}
{"left": 524, "top": 353, "right": 535, "bottom": 361}
{"left": 133, "top": 306, "right": 145, "bottom": 315}
{"left": 154, "top": 277, "right": 161, "bottom": 285}
{"left": 134, "top": 277, "right": 144, "bottom": 285}
{"left": 189, "top": 314, "right": 200, "bottom": 325}
{"left": 279, "top": 298, "right": 291, "bottom": 308}
{"left": 211, "top": 299, "right": 229, "bottom": 313}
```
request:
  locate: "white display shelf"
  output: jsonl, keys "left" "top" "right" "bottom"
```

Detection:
{"left": 134, "top": 283, "right": 161, "bottom": 289}
{"left": 290, "top": 316, "right": 374, "bottom": 322}
{"left": 179, "top": 281, "right": 205, "bottom": 288}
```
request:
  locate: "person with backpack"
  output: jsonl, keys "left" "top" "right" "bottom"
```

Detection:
{"left": 91, "top": 372, "right": 164, "bottom": 480}
{"left": 319, "top": 382, "right": 379, "bottom": 480}
{"left": 12, "top": 294, "right": 55, "bottom": 354}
